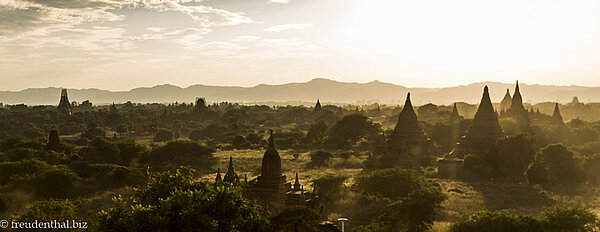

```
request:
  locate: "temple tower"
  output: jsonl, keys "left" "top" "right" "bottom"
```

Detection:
{"left": 551, "top": 103, "right": 564, "bottom": 124}
{"left": 389, "top": 93, "right": 431, "bottom": 168}
{"left": 314, "top": 99, "right": 322, "bottom": 112}
{"left": 454, "top": 86, "right": 503, "bottom": 156}
{"left": 46, "top": 130, "right": 61, "bottom": 151}
{"left": 505, "top": 81, "right": 531, "bottom": 132}
{"left": 245, "top": 130, "right": 289, "bottom": 210}
{"left": 223, "top": 156, "right": 239, "bottom": 184}
{"left": 500, "top": 88, "right": 512, "bottom": 112}
{"left": 57, "top": 89, "right": 72, "bottom": 116}
{"left": 215, "top": 168, "right": 222, "bottom": 183}
{"left": 449, "top": 103, "right": 463, "bottom": 122}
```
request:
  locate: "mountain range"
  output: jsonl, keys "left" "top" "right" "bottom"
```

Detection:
{"left": 0, "top": 78, "right": 598, "bottom": 106}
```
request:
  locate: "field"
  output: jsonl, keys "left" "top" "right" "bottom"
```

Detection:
{"left": 203, "top": 149, "right": 600, "bottom": 231}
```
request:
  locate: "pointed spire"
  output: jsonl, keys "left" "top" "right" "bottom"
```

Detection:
{"left": 552, "top": 103, "right": 564, "bottom": 124}
{"left": 268, "top": 129, "right": 275, "bottom": 148}
{"left": 314, "top": 99, "right": 322, "bottom": 112}
{"left": 262, "top": 129, "right": 282, "bottom": 178}
{"left": 501, "top": 88, "right": 512, "bottom": 111}
{"left": 223, "top": 156, "right": 239, "bottom": 184}
{"left": 449, "top": 103, "right": 462, "bottom": 122}
{"left": 294, "top": 172, "right": 301, "bottom": 190}
{"left": 215, "top": 168, "right": 222, "bottom": 183}
{"left": 510, "top": 80, "right": 525, "bottom": 112}
{"left": 464, "top": 85, "right": 502, "bottom": 140}
{"left": 392, "top": 92, "right": 424, "bottom": 141}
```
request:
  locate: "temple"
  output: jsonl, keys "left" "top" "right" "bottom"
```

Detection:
{"left": 449, "top": 103, "right": 463, "bottom": 122}
{"left": 314, "top": 99, "right": 322, "bottom": 112}
{"left": 503, "top": 81, "right": 531, "bottom": 132}
{"left": 57, "top": 89, "right": 72, "bottom": 116}
{"left": 389, "top": 93, "right": 432, "bottom": 169}
{"left": 551, "top": 103, "right": 564, "bottom": 124}
{"left": 45, "top": 130, "right": 61, "bottom": 151}
{"left": 453, "top": 86, "right": 503, "bottom": 156}
{"left": 439, "top": 86, "right": 503, "bottom": 178}
{"left": 211, "top": 130, "right": 311, "bottom": 211}
{"left": 500, "top": 88, "right": 512, "bottom": 112}
{"left": 223, "top": 156, "right": 239, "bottom": 184}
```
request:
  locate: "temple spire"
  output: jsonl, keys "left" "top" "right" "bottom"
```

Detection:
{"left": 268, "top": 129, "right": 275, "bottom": 148}
{"left": 510, "top": 81, "right": 525, "bottom": 111}
{"left": 215, "top": 168, "right": 222, "bottom": 183}
{"left": 314, "top": 99, "right": 322, "bottom": 112}
{"left": 501, "top": 88, "right": 512, "bottom": 111}
{"left": 293, "top": 172, "right": 301, "bottom": 190}
{"left": 223, "top": 156, "right": 239, "bottom": 184}
{"left": 449, "top": 103, "right": 462, "bottom": 122}
{"left": 393, "top": 92, "right": 419, "bottom": 132}
{"left": 58, "top": 89, "right": 72, "bottom": 116}
{"left": 552, "top": 103, "right": 564, "bottom": 124}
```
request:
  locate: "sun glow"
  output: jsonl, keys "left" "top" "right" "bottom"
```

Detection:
{"left": 341, "top": 0, "right": 600, "bottom": 85}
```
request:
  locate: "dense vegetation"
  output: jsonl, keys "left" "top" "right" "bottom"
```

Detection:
{"left": 1, "top": 100, "right": 600, "bottom": 231}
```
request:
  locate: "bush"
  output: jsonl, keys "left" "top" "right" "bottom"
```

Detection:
{"left": 153, "top": 129, "right": 173, "bottom": 142}
{"left": 352, "top": 168, "right": 446, "bottom": 232}
{"left": 269, "top": 206, "right": 321, "bottom": 232}
{"left": 307, "top": 151, "right": 333, "bottom": 168}
{"left": 98, "top": 167, "right": 269, "bottom": 232}
{"left": 526, "top": 144, "right": 583, "bottom": 184}
{"left": 449, "top": 210, "right": 542, "bottom": 232}
{"left": 0, "top": 159, "right": 52, "bottom": 185}
{"left": 148, "top": 141, "right": 216, "bottom": 174}
{"left": 14, "top": 168, "right": 81, "bottom": 198}
{"left": 450, "top": 205, "right": 600, "bottom": 232}
{"left": 19, "top": 200, "right": 78, "bottom": 226}
{"left": 188, "top": 129, "right": 204, "bottom": 141}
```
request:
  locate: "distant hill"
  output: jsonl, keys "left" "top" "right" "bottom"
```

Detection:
{"left": 1, "top": 78, "right": 599, "bottom": 105}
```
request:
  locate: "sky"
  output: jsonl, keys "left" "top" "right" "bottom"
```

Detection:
{"left": 2, "top": 0, "right": 600, "bottom": 91}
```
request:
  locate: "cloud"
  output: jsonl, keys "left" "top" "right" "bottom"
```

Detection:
{"left": 265, "top": 23, "right": 312, "bottom": 32}
{"left": 147, "top": 27, "right": 166, "bottom": 32}
{"left": 231, "top": 35, "right": 260, "bottom": 42}
{"left": 0, "top": 0, "right": 123, "bottom": 36}
{"left": 130, "top": 1, "right": 252, "bottom": 26}
{"left": 270, "top": 0, "right": 291, "bottom": 3}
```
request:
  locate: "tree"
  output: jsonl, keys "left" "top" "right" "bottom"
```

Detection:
{"left": 543, "top": 205, "right": 600, "bottom": 232}
{"left": 148, "top": 141, "right": 216, "bottom": 174}
{"left": 352, "top": 168, "right": 446, "bottom": 232}
{"left": 306, "top": 151, "right": 332, "bottom": 168}
{"left": 153, "top": 129, "right": 174, "bottom": 142}
{"left": 526, "top": 144, "right": 583, "bottom": 184}
{"left": 19, "top": 199, "right": 78, "bottom": 223}
{"left": 79, "top": 137, "right": 122, "bottom": 164}
{"left": 492, "top": 134, "right": 537, "bottom": 181}
{"left": 232, "top": 135, "right": 251, "bottom": 149}
{"left": 327, "top": 114, "right": 379, "bottom": 149}
{"left": 311, "top": 174, "right": 348, "bottom": 214}
{"left": 449, "top": 210, "right": 542, "bottom": 232}
{"left": 98, "top": 167, "right": 268, "bottom": 232}
{"left": 188, "top": 129, "right": 204, "bottom": 141}
{"left": 302, "top": 120, "right": 328, "bottom": 146}
{"left": 269, "top": 206, "right": 321, "bottom": 232}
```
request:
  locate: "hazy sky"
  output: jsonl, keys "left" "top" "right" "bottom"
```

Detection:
{"left": 2, "top": 0, "right": 600, "bottom": 91}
